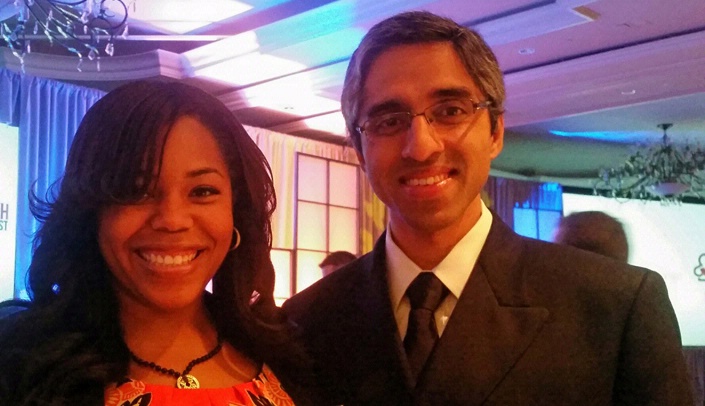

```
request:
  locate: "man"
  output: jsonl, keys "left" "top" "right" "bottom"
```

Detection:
{"left": 319, "top": 251, "right": 358, "bottom": 277}
{"left": 283, "top": 11, "right": 692, "bottom": 405}
{"left": 554, "top": 211, "right": 629, "bottom": 262}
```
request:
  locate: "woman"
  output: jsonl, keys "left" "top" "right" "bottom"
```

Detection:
{"left": 0, "top": 80, "right": 312, "bottom": 405}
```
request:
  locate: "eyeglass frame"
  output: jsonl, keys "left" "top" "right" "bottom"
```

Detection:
{"left": 355, "top": 98, "right": 493, "bottom": 138}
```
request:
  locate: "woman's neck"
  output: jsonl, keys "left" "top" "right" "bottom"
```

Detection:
{"left": 120, "top": 295, "right": 219, "bottom": 361}
{"left": 120, "top": 300, "right": 261, "bottom": 388}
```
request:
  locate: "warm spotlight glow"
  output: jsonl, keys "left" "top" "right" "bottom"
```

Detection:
{"left": 303, "top": 111, "right": 347, "bottom": 136}
{"left": 196, "top": 52, "right": 306, "bottom": 86}
{"left": 112, "top": 0, "right": 253, "bottom": 34}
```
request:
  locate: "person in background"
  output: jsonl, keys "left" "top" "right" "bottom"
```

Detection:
{"left": 319, "top": 251, "right": 358, "bottom": 277}
{"left": 283, "top": 10, "right": 692, "bottom": 405}
{"left": 0, "top": 80, "right": 313, "bottom": 405}
{"left": 553, "top": 211, "right": 630, "bottom": 262}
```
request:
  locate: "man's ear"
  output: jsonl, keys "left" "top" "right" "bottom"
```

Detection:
{"left": 490, "top": 114, "right": 504, "bottom": 159}
{"left": 355, "top": 147, "right": 367, "bottom": 172}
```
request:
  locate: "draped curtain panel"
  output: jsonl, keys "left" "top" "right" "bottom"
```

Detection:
{"left": 0, "top": 69, "right": 106, "bottom": 298}
{"left": 361, "top": 178, "right": 387, "bottom": 253}
{"left": 483, "top": 176, "right": 563, "bottom": 226}
{"left": 0, "top": 69, "right": 21, "bottom": 125}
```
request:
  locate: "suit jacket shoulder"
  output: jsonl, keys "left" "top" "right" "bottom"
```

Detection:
{"left": 284, "top": 218, "right": 693, "bottom": 405}
{"left": 284, "top": 237, "right": 414, "bottom": 405}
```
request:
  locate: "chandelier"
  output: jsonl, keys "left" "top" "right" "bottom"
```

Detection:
{"left": 0, "top": 0, "right": 129, "bottom": 68}
{"left": 594, "top": 123, "right": 705, "bottom": 203}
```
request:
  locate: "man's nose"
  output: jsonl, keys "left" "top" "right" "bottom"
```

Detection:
{"left": 401, "top": 113, "right": 443, "bottom": 161}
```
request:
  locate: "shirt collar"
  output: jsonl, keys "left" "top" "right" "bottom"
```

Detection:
{"left": 386, "top": 202, "right": 493, "bottom": 311}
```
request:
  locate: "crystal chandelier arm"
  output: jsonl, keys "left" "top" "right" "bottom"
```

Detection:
{"left": 596, "top": 124, "right": 705, "bottom": 202}
{"left": 24, "top": 3, "right": 88, "bottom": 56}
{"left": 94, "top": 1, "right": 129, "bottom": 30}
{"left": 3, "top": 0, "right": 129, "bottom": 61}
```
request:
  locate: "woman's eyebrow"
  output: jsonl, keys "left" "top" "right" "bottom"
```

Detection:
{"left": 186, "top": 167, "right": 226, "bottom": 178}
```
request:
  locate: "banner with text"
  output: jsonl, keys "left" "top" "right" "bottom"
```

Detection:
{"left": 0, "top": 123, "right": 19, "bottom": 300}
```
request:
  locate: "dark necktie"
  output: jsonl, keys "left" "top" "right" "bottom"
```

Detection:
{"left": 403, "top": 272, "right": 449, "bottom": 382}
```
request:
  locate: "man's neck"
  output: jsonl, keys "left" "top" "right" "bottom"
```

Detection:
{"left": 389, "top": 204, "right": 483, "bottom": 270}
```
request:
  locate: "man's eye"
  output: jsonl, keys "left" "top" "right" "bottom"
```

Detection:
{"left": 371, "top": 114, "right": 406, "bottom": 133}
{"left": 379, "top": 116, "right": 403, "bottom": 128}
{"left": 437, "top": 104, "right": 468, "bottom": 117}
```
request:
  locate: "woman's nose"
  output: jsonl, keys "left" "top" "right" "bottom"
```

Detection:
{"left": 149, "top": 194, "right": 194, "bottom": 232}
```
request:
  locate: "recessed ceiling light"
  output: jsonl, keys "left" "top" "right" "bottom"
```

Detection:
{"left": 518, "top": 48, "right": 535, "bottom": 55}
{"left": 621, "top": 89, "right": 637, "bottom": 95}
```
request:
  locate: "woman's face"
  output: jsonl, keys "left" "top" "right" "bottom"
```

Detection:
{"left": 98, "top": 116, "right": 234, "bottom": 313}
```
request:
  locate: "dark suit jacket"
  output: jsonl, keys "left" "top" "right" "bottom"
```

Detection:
{"left": 283, "top": 216, "right": 693, "bottom": 405}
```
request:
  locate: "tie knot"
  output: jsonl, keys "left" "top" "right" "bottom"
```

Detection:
{"left": 406, "top": 273, "right": 448, "bottom": 311}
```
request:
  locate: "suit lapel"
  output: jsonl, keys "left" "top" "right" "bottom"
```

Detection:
{"left": 342, "top": 234, "right": 415, "bottom": 404}
{"left": 417, "top": 216, "right": 549, "bottom": 404}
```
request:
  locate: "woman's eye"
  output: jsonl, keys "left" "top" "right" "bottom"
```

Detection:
{"left": 135, "top": 190, "right": 154, "bottom": 203}
{"left": 191, "top": 186, "right": 221, "bottom": 198}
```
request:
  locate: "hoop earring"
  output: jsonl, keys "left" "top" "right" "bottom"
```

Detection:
{"left": 228, "top": 227, "right": 241, "bottom": 252}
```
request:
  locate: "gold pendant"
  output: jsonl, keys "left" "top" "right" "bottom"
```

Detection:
{"left": 176, "top": 374, "right": 200, "bottom": 389}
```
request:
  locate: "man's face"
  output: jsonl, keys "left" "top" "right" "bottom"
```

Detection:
{"left": 356, "top": 42, "right": 504, "bottom": 240}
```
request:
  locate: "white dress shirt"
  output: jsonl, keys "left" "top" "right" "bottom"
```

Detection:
{"left": 386, "top": 202, "right": 493, "bottom": 339}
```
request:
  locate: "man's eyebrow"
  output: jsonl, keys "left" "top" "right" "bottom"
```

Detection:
{"left": 361, "top": 87, "right": 479, "bottom": 120}
{"left": 186, "top": 168, "right": 226, "bottom": 178}
{"left": 432, "top": 87, "right": 475, "bottom": 99}
{"left": 362, "top": 100, "right": 407, "bottom": 119}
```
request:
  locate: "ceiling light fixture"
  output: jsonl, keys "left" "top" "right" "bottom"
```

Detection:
{"left": 0, "top": 0, "right": 129, "bottom": 70}
{"left": 594, "top": 123, "right": 705, "bottom": 203}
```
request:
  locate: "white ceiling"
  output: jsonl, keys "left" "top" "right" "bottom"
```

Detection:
{"left": 2, "top": 0, "right": 704, "bottom": 190}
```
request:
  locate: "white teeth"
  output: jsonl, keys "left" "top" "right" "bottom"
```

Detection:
{"left": 405, "top": 174, "right": 447, "bottom": 186}
{"left": 142, "top": 252, "right": 197, "bottom": 266}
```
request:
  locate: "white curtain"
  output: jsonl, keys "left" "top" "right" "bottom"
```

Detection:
{"left": 244, "top": 125, "right": 363, "bottom": 250}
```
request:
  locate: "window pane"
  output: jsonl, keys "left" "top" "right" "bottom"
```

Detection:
{"left": 513, "top": 207, "right": 538, "bottom": 239}
{"left": 271, "top": 249, "right": 292, "bottom": 305}
{"left": 329, "top": 162, "right": 358, "bottom": 208}
{"left": 329, "top": 207, "right": 358, "bottom": 253}
{"left": 296, "top": 250, "right": 326, "bottom": 293}
{"left": 297, "top": 202, "right": 327, "bottom": 250}
{"left": 538, "top": 210, "right": 562, "bottom": 242}
{"left": 298, "top": 155, "right": 327, "bottom": 203}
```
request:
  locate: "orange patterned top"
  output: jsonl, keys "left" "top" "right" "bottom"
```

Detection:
{"left": 104, "top": 364, "right": 295, "bottom": 406}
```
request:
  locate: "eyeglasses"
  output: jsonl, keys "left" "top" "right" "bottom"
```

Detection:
{"left": 356, "top": 98, "right": 492, "bottom": 138}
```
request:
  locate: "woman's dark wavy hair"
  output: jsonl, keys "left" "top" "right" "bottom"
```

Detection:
{"left": 0, "top": 80, "right": 298, "bottom": 404}
{"left": 341, "top": 11, "right": 506, "bottom": 153}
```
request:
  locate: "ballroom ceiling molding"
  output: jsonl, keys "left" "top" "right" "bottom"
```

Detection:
{"left": 503, "top": 29, "right": 705, "bottom": 128}
{"left": 472, "top": 0, "right": 598, "bottom": 46}
{"left": 0, "top": 47, "right": 186, "bottom": 82}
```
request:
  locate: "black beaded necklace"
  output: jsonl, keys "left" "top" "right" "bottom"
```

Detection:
{"left": 128, "top": 336, "right": 224, "bottom": 389}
